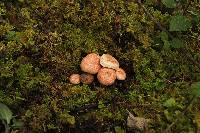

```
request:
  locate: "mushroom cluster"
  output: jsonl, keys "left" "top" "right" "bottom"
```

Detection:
{"left": 69, "top": 53, "right": 126, "bottom": 86}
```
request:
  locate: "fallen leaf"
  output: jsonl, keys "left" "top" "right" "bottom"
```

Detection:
{"left": 127, "top": 110, "right": 148, "bottom": 130}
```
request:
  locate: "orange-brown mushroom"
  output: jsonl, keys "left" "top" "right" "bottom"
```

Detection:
{"left": 97, "top": 68, "right": 116, "bottom": 86}
{"left": 80, "top": 73, "right": 94, "bottom": 84}
{"left": 69, "top": 74, "right": 81, "bottom": 84}
{"left": 116, "top": 68, "right": 126, "bottom": 80}
{"left": 80, "top": 53, "right": 101, "bottom": 74}
{"left": 100, "top": 54, "right": 119, "bottom": 70}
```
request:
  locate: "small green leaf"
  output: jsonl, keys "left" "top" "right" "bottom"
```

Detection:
{"left": 0, "top": 103, "right": 13, "bottom": 125}
{"left": 163, "top": 40, "right": 171, "bottom": 49}
{"left": 160, "top": 31, "right": 169, "bottom": 42}
{"left": 11, "top": 119, "right": 24, "bottom": 128}
{"left": 170, "top": 38, "right": 184, "bottom": 48}
{"left": 164, "top": 110, "right": 173, "bottom": 121}
{"left": 59, "top": 111, "right": 75, "bottom": 125}
{"left": 191, "top": 82, "right": 200, "bottom": 96}
{"left": 169, "top": 15, "right": 192, "bottom": 31}
{"left": 6, "top": 31, "right": 16, "bottom": 40}
{"left": 162, "top": 0, "right": 176, "bottom": 8}
{"left": 115, "top": 126, "right": 125, "bottom": 133}
{"left": 98, "top": 101, "right": 105, "bottom": 109}
{"left": 163, "top": 98, "right": 176, "bottom": 108}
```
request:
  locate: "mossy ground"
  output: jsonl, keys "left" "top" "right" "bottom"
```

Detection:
{"left": 0, "top": 0, "right": 200, "bottom": 132}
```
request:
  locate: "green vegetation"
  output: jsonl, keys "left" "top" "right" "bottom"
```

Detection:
{"left": 0, "top": 0, "right": 200, "bottom": 132}
{"left": 0, "top": 103, "right": 23, "bottom": 133}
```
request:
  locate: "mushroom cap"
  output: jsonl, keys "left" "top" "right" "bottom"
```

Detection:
{"left": 100, "top": 54, "right": 119, "bottom": 70}
{"left": 116, "top": 68, "right": 126, "bottom": 80}
{"left": 80, "top": 53, "right": 101, "bottom": 74}
{"left": 80, "top": 73, "right": 94, "bottom": 84}
{"left": 69, "top": 74, "right": 81, "bottom": 84}
{"left": 97, "top": 68, "right": 116, "bottom": 86}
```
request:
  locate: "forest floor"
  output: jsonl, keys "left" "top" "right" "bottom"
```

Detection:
{"left": 0, "top": 0, "right": 200, "bottom": 132}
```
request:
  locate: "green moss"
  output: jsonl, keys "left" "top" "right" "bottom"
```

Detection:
{"left": 0, "top": 0, "right": 200, "bottom": 132}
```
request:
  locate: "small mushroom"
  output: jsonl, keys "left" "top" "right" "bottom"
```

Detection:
{"left": 80, "top": 53, "right": 101, "bottom": 74}
{"left": 80, "top": 73, "right": 94, "bottom": 84}
{"left": 69, "top": 74, "right": 80, "bottom": 84}
{"left": 97, "top": 68, "right": 116, "bottom": 86}
{"left": 100, "top": 54, "right": 119, "bottom": 70}
{"left": 116, "top": 68, "right": 126, "bottom": 80}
